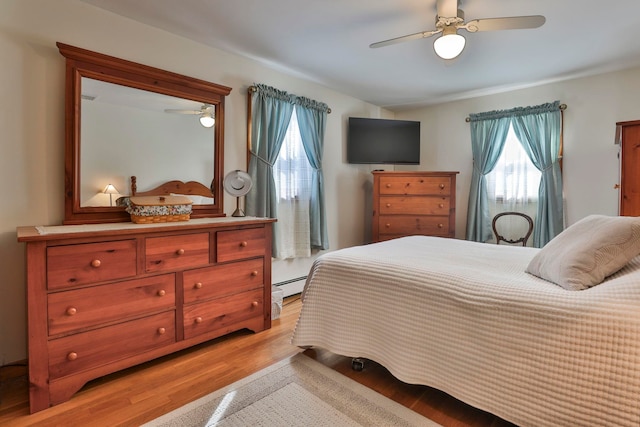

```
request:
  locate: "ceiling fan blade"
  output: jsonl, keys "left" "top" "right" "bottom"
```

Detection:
{"left": 369, "top": 29, "right": 440, "bottom": 49}
{"left": 463, "top": 15, "right": 545, "bottom": 32}
{"left": 437, "top": 0, "right": 458, "bottom": 18}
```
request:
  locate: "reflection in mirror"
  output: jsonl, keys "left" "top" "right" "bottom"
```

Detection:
{"left": 58, "top": 42, "right": 231, "bottom": 224}
{"left": 80, "top": 78, "right": 215, "bottom": 207}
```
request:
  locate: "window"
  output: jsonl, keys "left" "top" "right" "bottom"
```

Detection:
{"left": 487, "top": 123, "right": 541, "bottom": 205}
{"left": 272, "top": 109, "right": 313, "bottom": 259}
{"left": 273, "top": 109, "right": 313, "bottom": 202}
{"left": 486, "top": 123, "right": 541, "bottom": 245}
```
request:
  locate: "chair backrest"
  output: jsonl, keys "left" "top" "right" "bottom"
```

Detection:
{"left": 492, "top": 212, "right": 534, "bottom": 246}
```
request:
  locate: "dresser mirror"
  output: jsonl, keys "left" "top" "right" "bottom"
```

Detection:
{"left": 58, "top": 42, "right": 232, "bottom": 224}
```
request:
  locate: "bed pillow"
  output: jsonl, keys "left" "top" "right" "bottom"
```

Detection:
{"left": 526, "top": 215, "right": 640, "bottom": 290}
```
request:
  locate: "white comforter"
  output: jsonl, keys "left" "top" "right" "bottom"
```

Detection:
{"left": 291, "top": 236, "right": 640, "bottom": 427}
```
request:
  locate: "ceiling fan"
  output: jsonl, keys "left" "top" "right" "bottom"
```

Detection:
{"left": 370, "top": 0, "right": 545, "bottom": 59}
{"left": 164, "top": 104, "right": 215, "bottom": 128}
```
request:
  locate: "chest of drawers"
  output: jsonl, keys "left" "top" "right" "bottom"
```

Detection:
{"left": 372, "top": 171, "right": 458, "bottom": 242}
{"left": 17, "top": 217, "right": 274, "bottom": 413}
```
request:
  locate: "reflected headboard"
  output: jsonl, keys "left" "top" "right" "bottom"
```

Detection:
{"left": 130, "top": 176, "right": 214, "bottom": 201}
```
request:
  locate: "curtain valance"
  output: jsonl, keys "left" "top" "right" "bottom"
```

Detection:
{"left": 468, "top": 100, "right": 562, "bottom": 122}
{"left": 251, "top": 84, "right": 330, "bottom": 113}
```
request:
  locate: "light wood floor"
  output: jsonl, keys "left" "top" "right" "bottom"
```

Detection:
{"left": 0, "top": 295, "right": 515, "bottom": 427}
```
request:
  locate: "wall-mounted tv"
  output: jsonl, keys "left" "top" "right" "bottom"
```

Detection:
{"left": 347, "top": 117, "right": 420, "bottom": 165}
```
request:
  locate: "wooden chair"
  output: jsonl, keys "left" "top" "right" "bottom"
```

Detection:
{"left": 492, "top": 212, "right": 534, "bottom": 246}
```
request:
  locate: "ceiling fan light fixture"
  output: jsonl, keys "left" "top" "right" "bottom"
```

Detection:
{"left": 433, "top": 26, "right": 466, "bottom": 59}
{"left": 199, "top": 111, "right": 215, "bottom": 128}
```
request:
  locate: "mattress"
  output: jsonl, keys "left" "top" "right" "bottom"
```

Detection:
{"left": 291, "top": 236, "right": 640, "bottom": 427}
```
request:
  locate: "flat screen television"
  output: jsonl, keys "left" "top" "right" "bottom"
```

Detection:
{"left": 347, "top": 117, "right": 420, "bottom": 164}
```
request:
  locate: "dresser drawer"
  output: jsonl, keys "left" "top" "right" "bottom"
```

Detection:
{"left": 48, "top": 311, "right": 175, "bottom": 380}
{"left": 378, "top": 215, "right": 450, "bottom": 236}
{"left": 183, "top": 288, "right": 263, "bottom": 340}
{"left": 145, "top": 233, "right": 209, "bottom": 273}
{"left": 47, "top": 240, "right": 137, "bottom": 290}
{"left": 48, "top": 274, "right": 175, "bottom": 336}
{"left": 379, "top": 176, "right": 452, "bottom": 195}
{"left": 183, "top": 258, "right": 264, "bottom": 304}
{"left": 379, "top": 196, "right": 450, "bottom": 215}
{"left": 217, "top": 228, "right": 266, "bottom": 263}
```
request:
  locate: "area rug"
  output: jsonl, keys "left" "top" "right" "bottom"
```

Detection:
{"left": 143, "top": 353, "right": 441, "bottom": 427}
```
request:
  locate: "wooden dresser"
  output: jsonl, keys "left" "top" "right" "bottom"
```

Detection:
{"left": 372, "top": 171, "right": 458, "bottom": 242}
{"left": 617, "top": 120, "right": 640, "bottom": 216}
{"left": 17, "top": 217, "right": 274, "bottom": 413}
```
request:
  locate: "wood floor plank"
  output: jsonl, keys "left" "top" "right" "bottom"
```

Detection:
{"left": 0, "top": 295, "right": 513, "bottom": 426}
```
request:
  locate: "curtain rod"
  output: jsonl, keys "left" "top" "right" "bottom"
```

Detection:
{"left": 248, "top": 85, "right": 331, "bottom": 114}
{"left": 465, "top": 103, "right": 567, "bottom": 122}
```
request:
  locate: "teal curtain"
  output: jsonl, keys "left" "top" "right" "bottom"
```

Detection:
{"left": 295, "top": 98, "right": 329, "bottom": 250}
{"left": 511, "top": 101, "right": 563, "bottom": 247}
{"left": 245, "top": 84, "right": 294, "bottom": 258}
{"left": 246, "top": 84, "right": 330, "bottom": 257}
{"left": 466, "top": 101, "right": 564, "bottom": 247}
{"left": 465, "top": 113, "right": 511, "bottom": 242}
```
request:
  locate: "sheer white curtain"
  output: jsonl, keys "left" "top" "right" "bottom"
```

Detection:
{"left": 272, "top": 109, "right": 312, "bottom": 259}
{"left": 486, "top": 124, "right": 541, "bottom": 246}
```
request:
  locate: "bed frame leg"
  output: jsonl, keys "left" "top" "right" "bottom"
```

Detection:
{"left": 351, "top": 358, "right": 365, "bottom": 371}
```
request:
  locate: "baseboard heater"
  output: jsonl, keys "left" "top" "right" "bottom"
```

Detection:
{"left": 273, "top": 276, "right": 307, "bottom": 287}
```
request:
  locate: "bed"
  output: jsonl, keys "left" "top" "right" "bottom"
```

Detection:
{"left": 291, "top": 215, "right": 640, "bottom": 427}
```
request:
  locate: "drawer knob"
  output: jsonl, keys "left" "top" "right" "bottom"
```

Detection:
{"left": 157, "top": 327, "right": 166, "bottom": 335}
{"left": 251, "top": 270, "right": 258, "bottom": 277}
{"left": 90, "top": 259, "right": 101, "bottom": 268}
{"left": 385, "top": 223, "right": 391, "bottom": 228}
{"left": 157, "top": 289, "right": 166, "bottom": 297}
{"left": 176, "top": 248, "right": 185, "bottom": 256}
{"left": 240, "top": 241, "right": 248, "bottom": 247}
{"left": 195, "top": 316, "right": 203, "bottom": 324}
{"left": 439, "top": 184, "right": 445, "bottom": 189}
{"left": 385, "top": 183, "right": 391, "bottom": 188}
{"left": 438, "top": 223, "right": 444, "bottom": 228}
{"left": 67, "top": 352, "right": 78, "bottom": 361}
{"left": 66, "top": 307, "right": 77, "bottom": 316}
{"left": 386, "top": 203, "right": 391, "bottom": 208}
{"left": 251, "top": 301, "right": 259, "bottom": 308}
{"left": 194, "top": 282, "right": 203, "bottom": 289}
{"left": 439, "top": 203, "right": 444, "bottom": 208}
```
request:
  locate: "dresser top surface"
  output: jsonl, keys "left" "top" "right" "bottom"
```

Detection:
{"left": 17, "top": 217, "right": 275, "bottom": 242}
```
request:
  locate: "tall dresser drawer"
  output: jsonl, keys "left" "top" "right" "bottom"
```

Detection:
{"left": 379, "top": 176, "right": 452, "bottom": 195}
{"left": 47, "top": 240, "right": 137, "bottom": 290}
{"left": 48, "top": 274, "right": 176, "bottom": 336}
{"left": 217, "top": 228, "right": 266, "bottom": 262}
{"left": 379, "top": 196, "right": 450, "bottom": 215}
{"left": 183, "top": 258, "right": 264, "bottom": 304}
{"left": 183, "top": 288, "right": 264, "bottom": 340}
{"left": 378, "top": 215, "right": 450, "bottom": 236}
{"left": 145, "top": 233, "right": 210, "bottom": 273}
{"left": 48, "top": 311, "right": 175, "bottom": 379}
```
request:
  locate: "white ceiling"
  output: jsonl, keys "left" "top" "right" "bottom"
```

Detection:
{"left": 81, "top": 0, "right": 640, "bottom": 111}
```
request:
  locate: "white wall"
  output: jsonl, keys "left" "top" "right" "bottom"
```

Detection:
{"left": 0, "top": 0, "right": 389, "bottom": 364}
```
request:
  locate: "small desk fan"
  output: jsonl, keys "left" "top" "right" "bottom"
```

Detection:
{"left": 223, "top": 170, "right": 253, "bottom": 217}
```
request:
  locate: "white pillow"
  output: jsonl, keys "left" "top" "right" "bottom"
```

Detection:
{"left": 526, "top": 215, "right": 640, "bottom": 290}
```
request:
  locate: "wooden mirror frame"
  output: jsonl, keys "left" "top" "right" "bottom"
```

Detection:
{"left": 58, "top": 42, "right": 232, "bottom": 224}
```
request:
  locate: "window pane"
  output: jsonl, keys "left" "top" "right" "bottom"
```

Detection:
{"left": 273, "top": 109, "right": 313, "bottom": 201}
{"left": 487, "top": 124, "right": 541, "bottom": 204}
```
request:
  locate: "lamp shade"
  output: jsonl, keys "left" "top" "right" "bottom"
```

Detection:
{"left": 433, "top": 27, "right": 466, "bottom": 60}
{"left": 102, "top": 183, "right": 119, "bottom": 207}
{"left": 199, "top": 112, "right": 215, "bottom": 128}
{"left": 103, "top": 183, "right": 119, "bottom": 194}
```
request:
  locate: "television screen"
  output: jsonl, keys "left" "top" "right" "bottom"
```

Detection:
{"left": 347, "top": 117, "right": 420, "bottom": 164}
